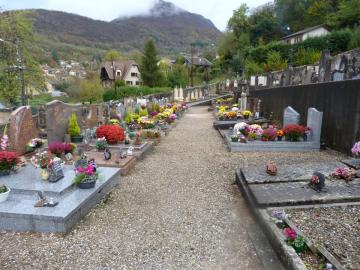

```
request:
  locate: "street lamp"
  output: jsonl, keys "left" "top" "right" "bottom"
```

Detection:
{"left": 0, "top": 37, "right": 27, "bottom": 106}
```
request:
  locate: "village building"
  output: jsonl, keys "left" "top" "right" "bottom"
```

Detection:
{"left": 281, "top": 25, "right": 330, "bottom": 44}
{"left": 100, "top": 60, "right": 141, "bottom": 87}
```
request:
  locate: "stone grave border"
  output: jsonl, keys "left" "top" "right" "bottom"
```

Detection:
{"left": 235, "top": 166, "right": 354, "bottom": 270}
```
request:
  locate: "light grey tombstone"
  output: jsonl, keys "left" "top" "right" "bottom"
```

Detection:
{"left": 116, "top": 103, "right": 125, "bottom": 120}
{"left": 283, "top": 106, "right": 300, "bottom": 127}
{"left": 306, "top": 108, "right": 323, "bottom": 143}
{"left": 332, "top": 71, "right": 344, "bottom": 81}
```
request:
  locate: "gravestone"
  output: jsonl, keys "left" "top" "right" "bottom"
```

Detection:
{"left": 9, "top": 106, "right": 39, "bottom": 154}
{"left": 306, "top": 107, "right": 323, "bottom": 143}
{"left": 319, "top": 50, "right": 332, "bottom": 82}
{"left": 332, "top": 71, "right": 344, "bottom": 81}
{"left": 46, "top": 100, "right": 84, "bottom": 143}
{"left": 283, "top": 106, "right": 300, "bottom": 127}
{"left": 116, "top": 103, "right": 125, "bottom": 121}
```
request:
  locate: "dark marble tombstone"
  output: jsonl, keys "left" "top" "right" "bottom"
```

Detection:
{"left": 46, "top": 100, "right": 89, "bottom": 143}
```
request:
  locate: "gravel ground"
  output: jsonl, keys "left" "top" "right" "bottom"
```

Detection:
{"left": 0, "top": 106, "right": 345, "bottom": 270}
{"left": 288, "top": 206, "right": 360, "bottom": 270}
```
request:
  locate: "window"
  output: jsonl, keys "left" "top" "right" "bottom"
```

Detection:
{"left": 131, "top": 72, "right": 138, "bottom": 77}
{"left": 126, "top": 81, "right": 133, "bottom": 85}
{"left": 116, "top": 70, "right": 121, "bottom": 77}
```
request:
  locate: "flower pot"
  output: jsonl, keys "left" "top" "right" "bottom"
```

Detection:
{"left": 0, "top": 170, "right": 10, "bottom": 177}
{"left": 303, "top": 134, "right": 308, "bottom": 141}
{"left": 277, "top": 136, "right": 282, "bottom": 141}
{"left": 71, "top": 135, "right": 83, "bottom": 143}
{"left": 77, "top": 178, "right": 96, "bottom": 189}
{"left": 231, "top": 138, "right": 239, "bottom": 142}
{"left": 0, "top": 187, "right": 10, "bottom": 203}
{"left": 244, "top": 115, "right": 249, "bottom": 119}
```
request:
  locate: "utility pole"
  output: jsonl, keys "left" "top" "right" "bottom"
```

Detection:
{"left": 190, "top": 44, "right": 194, "bottom": 87}
{"left": 15, "top": 38, "right": 27, "bottom": 106}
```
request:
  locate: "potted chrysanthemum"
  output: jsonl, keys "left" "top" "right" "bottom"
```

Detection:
{"left": 74, "top": 163, "right": 98, "bottom": 189}
{"left": 0, "top": 151, "right": 19, "bottom": 176}
{"left": 0, "top": 184, "right": 10, "bottom": 203}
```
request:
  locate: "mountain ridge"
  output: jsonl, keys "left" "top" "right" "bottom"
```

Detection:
{"left": 27, "top": 1, "right": 221, "bottom": 56}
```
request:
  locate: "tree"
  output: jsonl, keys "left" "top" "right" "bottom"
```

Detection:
{"left": 329, "top": 0, "right": 360, "bottom": 28}
{"left": 103, "top": 49, "right": 122, "bottom": 62}
{"left": 227, "top": 4, "right": 250, "bottom": 39}
{"left": 248, "top": 3, "right": 283, "bottom": 44}
{"left": 168, "top": 64, "right": 187, "bottom": 88}
{"left": 263, "top": 51, "right": 288, "bottom": 72}
{"left": 51, "top": 49, "right": 60, "bottom": 64}
{"left": 305, "top": 0, "right": 340, "bottom": 26}
{"left": 79, "top": 72, "right": 103, "bottom": 103}
{"left": 140, "top": 39, "right": 162, "bottom": 87}
{"left": 0, "top": 10, "right": 45, "bottom": 105}
{"left": 274, "top": 0, "right": 312, "bottom": 32}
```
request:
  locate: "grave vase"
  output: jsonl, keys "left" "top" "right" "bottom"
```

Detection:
{"left": 40, "top": 169, "right": 50, "bottom": 181}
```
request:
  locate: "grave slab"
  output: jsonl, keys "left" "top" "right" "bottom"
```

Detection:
{"left": 241, "top": 161, "right": 344, "bottom": 184}
{"left": 342, "top": 159, "right": 360, "bottom": 169}
{"left": 225, "top": 133, "right": 320, "bottom": 152}
{"left": 84, "top": 151, "right": 137, "bottom": 175}
{"left": 213, "top": 117, "right": 270, "bottom": 129}
{"left": 0, "top": 166, "right": 120, "bottom": 233}
{"left": 248, "top": 179, "right": 360, "bottom": 207}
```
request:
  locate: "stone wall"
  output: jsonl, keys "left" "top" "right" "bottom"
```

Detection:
{"left": 251, "top": 79, "right": 360, "bottom": 154}
{"left": 250, "top": 48, "right": 360, "bottom": 89}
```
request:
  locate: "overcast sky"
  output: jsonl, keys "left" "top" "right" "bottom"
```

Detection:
{"left": 0, "top": 0, "right": 269, "bottom": 31}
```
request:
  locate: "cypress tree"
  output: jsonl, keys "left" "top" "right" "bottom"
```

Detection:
{"left": 140, "top": 39, "right": 162, "bottom": 87}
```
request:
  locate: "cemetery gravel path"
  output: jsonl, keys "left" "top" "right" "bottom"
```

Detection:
{"left": 0, "top": 106, "right": 340, "bottom": 270}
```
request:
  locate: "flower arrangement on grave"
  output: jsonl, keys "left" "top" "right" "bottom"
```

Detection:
{"left": 133, "top": 131, "right": 143, "bottom": 146}
{"left": 139, "top": 107, "right": 149, "bottom": 117}
{"left": 169, "top": 114, "right": 177, "bottom": 122}
{"left": 231, "top": 134, "right": 239, "bottom": 142}
{"left": 150, "top": 111, "right": 159, "bottom": 117}
{"left": 0, "top": 151, "right": 19, "bottom": 175}
{"left": 95, "top": 137, "right": 108, "bottom": 151}
{"left": 109, "top": 119, "right": 120, "bottom": 125}
{"left": 261, "top": 127, "right": 277, "bottom": 141}
{"left": 142, "top": 130, "right": 160, "bottom": 139}
{"left": 138, "top": 117, "right": 155, "bottom": 129}
{"left": 63, "top": 143, "right": 76, "bottom": 154}
{"left": 30, "top": 151, "right": 52, "bottom": 169}
{"left": 283, "top": 228, "right": 307, "bottom": 253}
{"left": 277, "top": 130, "right": 285, "bottom": 141}
{"left": 331, "top": 167, "right": 356, "bottom": 182}
{"left": 283, "top": 124, "right": 306, "bottom": 141}
{"left": 0, "top": 126, "right": 9, "bottom": 150}
{"left": 233, "top": 122, "right": 248, "bottom": 136}
{"left": 246, "top": 124, "right": 263, "bottom": 137}
{"left": 241, "top": 110, "right": 253, "bottom": 119}
{"left": 351, "top": 141, "right": 360, "bottom": 157}
{"left": 68, "top": 113, "right": 83, "bottom": 143}
{"left": 225, "top": 111, "right": 237, "bottom": 119}
{"left": 248, "top": 132, "right": 257, "bottom": 141}
{"left": 73, "top": 164, "right": 98, "bottom": 188}
{"left": 96, "top": 125, "right": 124, "bottom": 144}
{"left": 27, "top": 138, "right": 43, "bottom": 149}
{"left": 48, "top": 141, "right": 65, "bottom": 158}
{"left": 152, "top": 103, "right": 160, "bottom": 113}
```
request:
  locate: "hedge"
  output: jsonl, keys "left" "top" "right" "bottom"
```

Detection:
{"left": 103, "top": 86, "right": 172, "bottom": 101}
{"left": 244, "top": 29, "right": 353, "bottom": 64}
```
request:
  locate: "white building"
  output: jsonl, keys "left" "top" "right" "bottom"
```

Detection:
{"left": 100, "top": 60, "right": 141, "bottom": 87}
{"left": 281, "top": 25, "right": 329, "bottom": 45}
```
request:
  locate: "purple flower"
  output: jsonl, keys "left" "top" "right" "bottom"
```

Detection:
{"left": 351, "top": 141, "right": 360, "bottom": 156}
{"left": 283, "top": 228, "right": 297, "bottom": 240}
